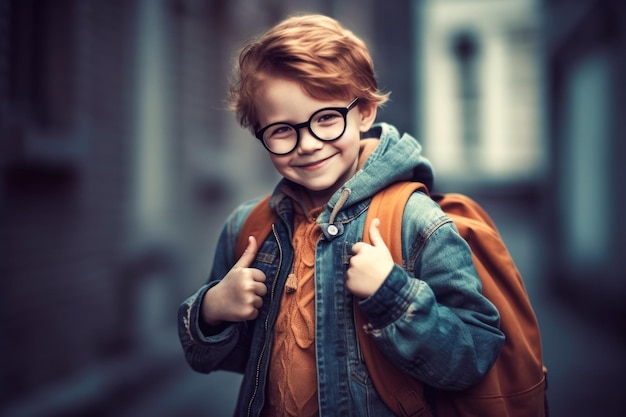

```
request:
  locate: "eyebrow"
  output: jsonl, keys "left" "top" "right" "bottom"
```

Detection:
{"left": 263, "top": 103, "right": 340, "bottom": 126}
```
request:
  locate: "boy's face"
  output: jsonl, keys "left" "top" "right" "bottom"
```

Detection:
{"left": 255, "top": 76, "right": 377, "bottom": 206}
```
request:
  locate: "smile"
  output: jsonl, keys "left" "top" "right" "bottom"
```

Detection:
{"left": 295, "top": 154, "right": 336, "bottom": 171}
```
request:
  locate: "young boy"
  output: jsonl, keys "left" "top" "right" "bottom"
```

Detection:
{"left": 178, "top": 14, "right": 504, "bottom": 417}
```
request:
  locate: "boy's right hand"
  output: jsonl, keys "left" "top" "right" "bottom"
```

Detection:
{"left": 201, "top": 236, "right": 267, "bottom": 325}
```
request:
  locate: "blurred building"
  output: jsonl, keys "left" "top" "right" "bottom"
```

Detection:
{"left": 543, "top": 0, "right": 626, "bottom": 333}
{"left": 419, "top": 0, "right": 545, "bottom": 188}
{"left": 0, "top": 0, "right": 624, "bottom": 416}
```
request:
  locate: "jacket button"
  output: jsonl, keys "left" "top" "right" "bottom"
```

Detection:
{"left": 327, "top": 225, "right": 338, "bottom": 236}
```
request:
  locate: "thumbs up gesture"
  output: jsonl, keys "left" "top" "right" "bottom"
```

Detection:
{"left": 347, "top": 218, "right": 395, "bottom": 299}
{"left": 201, "top": 236, "right": 268, "bottom": 325}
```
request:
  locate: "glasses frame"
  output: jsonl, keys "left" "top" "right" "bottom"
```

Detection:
{"left": 255, "top": 97, "right": 360, "bottom": 155}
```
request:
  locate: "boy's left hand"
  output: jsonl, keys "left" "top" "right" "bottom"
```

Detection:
{"left": 347, "top": 218, "right": 395, "bottom": 298}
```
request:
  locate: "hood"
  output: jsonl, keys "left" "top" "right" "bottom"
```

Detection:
{"left": 325, "top": 123, "right": 434, "bottom": 210}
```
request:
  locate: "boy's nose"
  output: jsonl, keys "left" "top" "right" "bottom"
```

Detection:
{"left": 297, "top": 129, "right": 323, "bottom": 154}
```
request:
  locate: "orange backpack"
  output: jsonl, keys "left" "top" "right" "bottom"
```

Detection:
{"left": 235, "top": 182, "right": 548, "bottom": 417}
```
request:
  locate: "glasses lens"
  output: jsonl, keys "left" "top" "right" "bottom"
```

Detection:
{"left": 310, "top": 109, "right": 346, "bottom": 141}
{"left": 263, "top": 124, "right": 298, "bottom": 154}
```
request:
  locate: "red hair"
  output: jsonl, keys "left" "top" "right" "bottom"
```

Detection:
{"left": 228, "top": 14, "right": 389, "bottom": 131}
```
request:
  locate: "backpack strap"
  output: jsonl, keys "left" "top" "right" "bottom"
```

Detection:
{"left": 234, "top": 194, "right": 275, "bottom": 260}
{"left": 356, "top": 181, "right": 433, "bottom": 417}
{"left": 362, "top": 182, "right": 429, "bottom": 260}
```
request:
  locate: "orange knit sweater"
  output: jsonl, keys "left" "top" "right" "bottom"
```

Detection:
{"left": 262, "top": 190, "right": 322, "bottom": 417}
{"left": 261, "top": 140, "right": 378, "bottom": 416}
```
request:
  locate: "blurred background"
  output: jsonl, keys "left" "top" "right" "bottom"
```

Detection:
{"left": 1, "top": 0, "right": 624, "bottom": 416}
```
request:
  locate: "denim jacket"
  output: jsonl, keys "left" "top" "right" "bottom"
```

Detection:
{"left": 178, "top": 123, "right": 505, "bottom": 417}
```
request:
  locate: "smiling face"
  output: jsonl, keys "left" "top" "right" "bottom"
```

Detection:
{"left": 255, "top": 76, "right": 377, "bottom": 206}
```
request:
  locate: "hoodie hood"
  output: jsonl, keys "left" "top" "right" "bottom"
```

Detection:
{"left": 322, "top": 122, "right": 434, "bottom": 211}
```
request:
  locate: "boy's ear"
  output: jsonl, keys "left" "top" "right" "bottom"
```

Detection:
{"left": 357, "top": 102, "right": 378, "bottom": 132}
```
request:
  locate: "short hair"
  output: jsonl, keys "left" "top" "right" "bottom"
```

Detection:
{"left": 228, "top": 14, "right": 390, "bottom": 132}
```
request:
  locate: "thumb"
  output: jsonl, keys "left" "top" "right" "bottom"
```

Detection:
{"left": 368, "top": 218, "right": 388, "bottom": 248}
{"left": 235, "top": 235, "right": 258, "bottom": 268}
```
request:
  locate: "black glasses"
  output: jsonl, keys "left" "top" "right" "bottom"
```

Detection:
{"left": 255, "top": 98, "right": 360, "bottom": 155}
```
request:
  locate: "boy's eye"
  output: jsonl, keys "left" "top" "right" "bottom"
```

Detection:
{"left": 267, "top": 124, "right": 295, "bottom": 139}
{"left": 315, "top": 111, "right": 341, "bottom": 125}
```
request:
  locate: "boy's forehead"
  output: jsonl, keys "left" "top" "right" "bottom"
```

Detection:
{"left": 255, "top": 77, "right": 345, "bottom": 124}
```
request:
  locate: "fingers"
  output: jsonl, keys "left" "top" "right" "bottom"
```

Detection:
{"left": 235, "top": 235, "right": 258, "bottom": 268}
{"left": 368, "top": 218, "right": 387, "bottom": 248}
{"left": 253, "top": 280, "right": 268, "bottom": 297}
{"left": 246, "top": 284, "right": 266, "bottom": 315}
{"left": 251, "top": 295, "right": 264, "bottom": 309}
{"left": 235, "top": 279, "right": 266, "bottom": 321}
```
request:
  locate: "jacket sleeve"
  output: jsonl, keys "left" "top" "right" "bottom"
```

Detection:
{"left": 177, "top": 199, "right": 259, "bottom": 374}
{"left": 358, "top": 193, "right": 505, "bottom": 390}
{"left": 177, "top": 283, "right": 249, "bottom": 374}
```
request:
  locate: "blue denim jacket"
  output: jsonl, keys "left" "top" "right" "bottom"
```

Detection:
{"left": 178, "top": 123, "right": 505, "bottom": 417}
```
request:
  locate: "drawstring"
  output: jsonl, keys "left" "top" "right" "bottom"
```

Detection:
{"left": 322, "top": 188, "right": 351, "bottom": 239}
{"left": 329, "top": 188, "right": 351, "bottom": 225}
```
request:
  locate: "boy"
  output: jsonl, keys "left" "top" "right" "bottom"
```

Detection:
{"left": 178, "top": 14, "right": 504, "bottom": 417}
